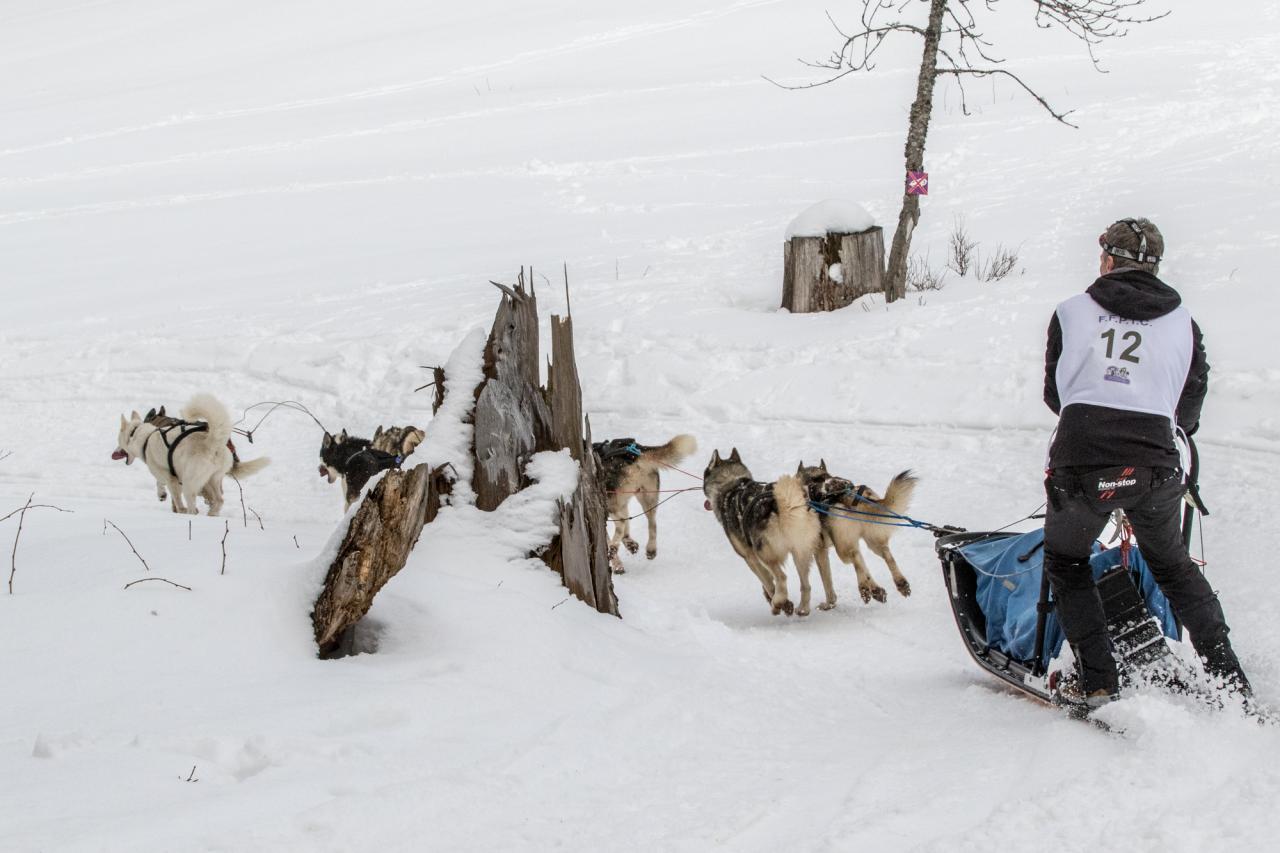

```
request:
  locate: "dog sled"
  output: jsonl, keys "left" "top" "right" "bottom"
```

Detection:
{"left": 934, "top": 439, "right": 1210, "bottom": 712}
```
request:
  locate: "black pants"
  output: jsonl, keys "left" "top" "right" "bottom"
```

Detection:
{"left": 1043, "top": 467, "right": 1247, "bottom": 694}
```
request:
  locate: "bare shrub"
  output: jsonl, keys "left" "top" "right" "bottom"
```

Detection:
{"left": 947, "top": 216, "right": 977, "bottom": 277}
{"left": 978, "top": 244, "right": 1022, "bottom": 282}
{"left": 907, "top": 253, "right": 948, "bottom": 292}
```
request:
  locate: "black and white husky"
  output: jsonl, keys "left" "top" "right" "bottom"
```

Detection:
{"left": 593, "top": 434, "right": 697, "bottom": 572}
{"left": 114, "top": 394, "right": 270, "bottom": 515}
{"left": 702, "top": 448, "right": 823, "bottom": 616}
{"left": 797, "top": 461, "right": 918, "bottom": 604}
{"left": 319, "top": 425, "right": 425, "bottom": 509}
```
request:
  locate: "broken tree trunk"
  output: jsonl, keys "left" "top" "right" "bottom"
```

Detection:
{"left": 312, "top": 461, "right": 453, "bottom": 658}
{"left": 473, "top": 278, "right": 552, "bottom": 511}
{"left": 470, "top": 272, "right": 617, "bottom": 616}
{"left": 782, "top": 226, "right": 886, "bottom": 313}
{"left": 543, "top": 315, "right": 617, "bottom": 615}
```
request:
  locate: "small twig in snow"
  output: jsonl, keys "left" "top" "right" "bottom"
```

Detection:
{"left": 230, "top": 474, "right": 247, "bottom": 528}
{"left": 184, "top": 765, "right": 199, "bottom": 782}
{"left": 249, "top": 506, "right": 264, "bottom": 531}
{"left": 220, "top": 521, "right": 229, "bottom": 575}
{"left": 2, "top": 501, "right": 72, "bottom": 525}
{"left": 105, "top": 519, "right": 152, "bottom": 573}
{"left": 123, "top": 577, "right": 192, "bottom": 592}
{"left": 551, "top": 596, "right": 571, "bottom": 610}
{"left": 292, "top": 535, "right": 300, "bottom": 550}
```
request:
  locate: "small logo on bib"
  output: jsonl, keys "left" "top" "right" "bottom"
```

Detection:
{"left": 1104, "top": 366, "right": 1131, "bottom": 385}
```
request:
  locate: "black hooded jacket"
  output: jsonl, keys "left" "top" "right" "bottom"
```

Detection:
{"left": 1044, "top": 268, "right": 1209, "bottom": 468}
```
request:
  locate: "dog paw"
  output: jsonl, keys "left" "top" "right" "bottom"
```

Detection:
{"left": 623, "top": 538, "right": 639, "bottom": 555}
{"left": 156, "top": 493, "right": 166, "bottom": 501}
{"left": 776, "top": 599, "right": 794, "bottom": 616}
{"left": 818, "top": 601, "right": 836, "bottom": 611}
{"left": 872, "top": 587, "right": 887, "bottom": 604}
{"left": 896, "top": 579, "right": 912, "bottom": 597}
{"left": 796, "top": 606, "right": 810, "bottom": 617}
{"left": 645, "top": 547, "right": 656, "bottom": 560}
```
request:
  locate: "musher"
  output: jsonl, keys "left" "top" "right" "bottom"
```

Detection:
{"left": 1042, "top": 217, "right": 1250, "bottom": 708}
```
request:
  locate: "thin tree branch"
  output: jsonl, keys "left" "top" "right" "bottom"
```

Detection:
{"left": 937, "top": 67, "right": 1079, "bottom": 126}
{"left": 105, "top": 519, "right": 152, "bottom": 572}
{"left": 220, "top": 520, "right": 229, "bottom": 575}
{"left": 123, "top": 577, "right": 192, "bottom": 592}
{"left": 1, "top": 503, "right": 72, "bottom": 524}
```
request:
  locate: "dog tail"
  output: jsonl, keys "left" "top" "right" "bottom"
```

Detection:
{"left": 231, "top": 456, "right": 271, "bottom": 479}
{"left": 878, "top": 470, "right": 919, "bottom": 518}
{"left": 181, "top": 393, "right": 233, "bottom": 448}
{"left": 637, "top": 434, "right": 697, "bottom": 471}
{"left": 775, "top": 474, "right": 821, "bottom": 564}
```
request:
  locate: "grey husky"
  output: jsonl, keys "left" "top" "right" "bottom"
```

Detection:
{"left": 797, "top": 461, "right": 918, "bottom": 604}
{"left": 702, "top": 448, "right": 823, "bottom": 616}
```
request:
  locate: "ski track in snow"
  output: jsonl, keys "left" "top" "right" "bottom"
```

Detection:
{"left": 2, "top": 1, "right": 1280, "bottom": 850}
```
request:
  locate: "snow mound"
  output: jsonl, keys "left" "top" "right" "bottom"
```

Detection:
{"left": 415, "top": 326, "right": 487, "bottom": 505}
{"left": 784, "top": 199, "right": 876, "bottom": 239}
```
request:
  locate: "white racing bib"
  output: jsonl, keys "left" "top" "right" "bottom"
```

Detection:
{"left": 1054, "top": 293, "right": 1193, "bottom": 422}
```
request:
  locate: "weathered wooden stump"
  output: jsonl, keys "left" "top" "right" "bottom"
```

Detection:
{"left": 310, "top": 271, "right": 618, "bottom": 657}
{"left": 470, "top": 275, "right": 617, "bottom": 615}
{"left": 312, "top": 462, "right": 453, "bottom": 658}
{"left": 542, "top": 315, "right": 616, "bottom": 614}
{"left": 782, "top": 226, "right": 886, "bottom": 313}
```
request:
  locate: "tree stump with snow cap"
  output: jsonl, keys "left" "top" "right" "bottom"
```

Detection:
{"left": 781, "top": 200, "right": 885, "bottom": 313}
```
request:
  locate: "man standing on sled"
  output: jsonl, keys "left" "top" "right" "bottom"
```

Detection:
{"left": 1043, "top": 217, "right": 1250, "bottom": 708}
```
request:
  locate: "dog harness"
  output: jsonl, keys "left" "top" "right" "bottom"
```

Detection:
{"left": 141, "top": 422, "right": 210, "bottom": 480}
{"left": 346, "top": 447, "right": 404, "bottom": 472}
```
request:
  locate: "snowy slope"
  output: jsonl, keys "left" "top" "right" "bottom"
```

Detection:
{"left": 2, "top": 1, "right": 1280, "bottom": 850}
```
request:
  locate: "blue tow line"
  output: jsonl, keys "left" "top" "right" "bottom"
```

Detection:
{"left": 807, "top": 491, "right": 950, "bottom": 533}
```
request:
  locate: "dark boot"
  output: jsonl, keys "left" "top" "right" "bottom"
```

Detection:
{"left": 1180, "top": 595, "right": 1252, "bottom": 695}
{"left": 1053, "top": 583, "right": 1121, "bottom": 697}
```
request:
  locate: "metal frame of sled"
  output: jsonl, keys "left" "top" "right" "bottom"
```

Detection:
{"left": 935, "top": 530, "right": 1176, "bottom": 704}
{"left": 935, "top": 435, "right": 1207, "bottom": 705}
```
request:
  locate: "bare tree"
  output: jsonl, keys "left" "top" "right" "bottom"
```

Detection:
{"left": 772, "top": 0, "right": 1167, "bottom": 302}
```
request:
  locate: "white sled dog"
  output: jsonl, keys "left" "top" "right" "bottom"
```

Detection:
{"left": 115, "top": 394, "right": 270, "bottom": 515}
{"left": 703, "top": 448, "right": 823, "bottom": 616}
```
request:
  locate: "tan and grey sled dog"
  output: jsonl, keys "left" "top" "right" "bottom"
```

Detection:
{"left": 114, "top": 394, "right": 270, "bottom": 515}
{"left": 797, "top": 461, "right": 918, "bottom": 605}
{"left": 703, "top": 448, "right": 823, "bottom": 616}
{"left": 593, "top": 434, "right": 696, "bottom": 572}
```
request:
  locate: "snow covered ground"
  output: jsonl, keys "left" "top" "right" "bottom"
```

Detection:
{"left": 2, "top": 1, "right": 1279, "bottom": 850}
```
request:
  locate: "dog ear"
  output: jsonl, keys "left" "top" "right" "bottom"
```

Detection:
{"left": 339, "top": 429, "right": 348, "bottom": 442}
{"left": 322, "top": 432, "right": 332, "bottom": 449}
{"left": 819, "top": 458, "right": 828, "bottom": 472}
{"left": 130, "top": 410, "right": 141, "bottom": 421}
{"left": 373, "top": 425, "right": 383, "bottom": 440}
{"left": 728, "top": 447, "right": 741, "bottom": 463}
{"left": 144, "top": 407, "right": 157, "bottom": 421}
{"left": 120, "top": 414, "right": 127, "bottom": 428}
{"left": 796, "top": 462, "right": 805, "bottom": 476}
{"left": 711, "top": 449, "right": 722, "bottom": 464}
{"left": 158, "top": 406, "right": 166, "bottom": 417}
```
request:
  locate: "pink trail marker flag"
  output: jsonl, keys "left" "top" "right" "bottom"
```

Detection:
{"left": 907, "top": 170, "right": 929, "bottom": 196}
